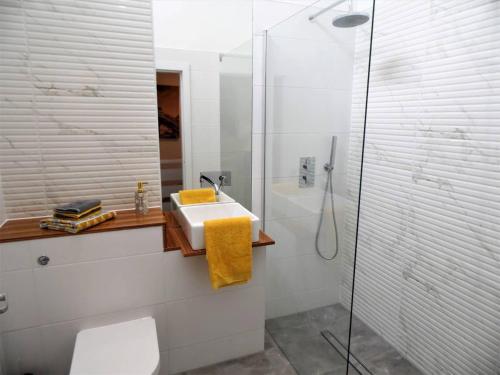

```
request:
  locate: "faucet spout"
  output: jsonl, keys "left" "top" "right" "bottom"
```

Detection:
{"left": 200, "top": 175, "right": 223, "bottom": 195}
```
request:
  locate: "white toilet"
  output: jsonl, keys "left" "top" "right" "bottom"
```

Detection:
{"left": 70, "top": 317, "right": 160, "bottom": 375}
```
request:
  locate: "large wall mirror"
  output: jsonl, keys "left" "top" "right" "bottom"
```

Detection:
{"left": 153, "top": 0, "right": 253, "bottom": 211}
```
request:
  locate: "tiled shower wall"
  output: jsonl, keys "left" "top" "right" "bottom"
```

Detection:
{"left": 342, "top": 1, "right": 500, "bottom": 374}
{"left": 0, "top": 0, "right": 161, "bottom": 219}
{"left": 259, "top": 3, "right": 360, "bottom": 318}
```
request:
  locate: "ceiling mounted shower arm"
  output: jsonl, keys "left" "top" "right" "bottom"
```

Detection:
{"left": 308, "top": 0, "right": 348, "bottom": 21}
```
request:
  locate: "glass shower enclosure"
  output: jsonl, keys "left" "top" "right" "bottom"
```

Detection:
{"left": 263, "top": 0, "right": 500, "bottom": 375}
{"left": 263, "top": 0, "right": 376, "bottom": 374}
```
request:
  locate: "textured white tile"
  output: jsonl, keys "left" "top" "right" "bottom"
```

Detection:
{"left": 0, "top": 0, "right": 161, "bottom": 219}
{"left": 34, "top": 253, "right": 165, "bottom": 324}
{"left": 340, "top": 2, "right": 500, "bottom": 374}
{"left": 164, "top": 286, "right": 265, "bottom": 349}
{"left": 167, "top": 328, "right": 264, "bottom": 374}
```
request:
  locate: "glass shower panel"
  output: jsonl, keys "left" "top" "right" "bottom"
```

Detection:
{"left": 219, "top": 40, "right": 253, "bottom": 210}
{"left": 350, "top": 1, "right": 500, "bottom": 375}
{"left": 263, "top": 1, "right": 374, "bottom": 374}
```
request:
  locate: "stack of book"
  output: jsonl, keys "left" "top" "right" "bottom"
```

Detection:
{"left": 40, "top": 199, "right": 117, "bottom": 234}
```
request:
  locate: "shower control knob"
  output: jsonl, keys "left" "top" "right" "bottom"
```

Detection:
{"left": 38, "top": 255, "right": 50, "bottom": 266}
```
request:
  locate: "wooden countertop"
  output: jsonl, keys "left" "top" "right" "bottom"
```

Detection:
{"left": 0, "top": 208, "right": 166, "bottom": 243}
{"left": 0, "top": 209, "right": 275, "bottom": 257}
{"left": 164, "top": 212, "right": 275, "bottom": 257}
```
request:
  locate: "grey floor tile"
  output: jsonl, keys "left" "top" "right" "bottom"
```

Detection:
{"left": 179, "top": 332, "right": 297, "bottom": 375}
{"left": 180, "top": 304, "right": 423, "bottom": 375}
{"left": 268, "top": 324, "right": 348, "bottom": 375}
{"left": 266, "top": 304, "right": 423, "bottom": 375}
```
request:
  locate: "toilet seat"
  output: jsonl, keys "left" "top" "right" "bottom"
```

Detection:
{"left": 70, "top": 317, "right": 160, "bottom": 375}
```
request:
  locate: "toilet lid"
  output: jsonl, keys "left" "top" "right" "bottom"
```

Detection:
{"left": 70, "top": 317, "right": 160, "bottom": 375}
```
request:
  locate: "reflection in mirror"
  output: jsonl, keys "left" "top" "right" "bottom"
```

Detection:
{"left": 156, "top": 72, "right": 182, "bottom": 211}
{"left": 153, "top": 0, "right": 253, "bottom": 211}
{"left": 220, "top": 40, "right": 253, "bottom": 210}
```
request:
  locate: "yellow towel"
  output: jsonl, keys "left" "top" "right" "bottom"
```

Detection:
{"left": 204, "top": 216, "right": 252, "bottom": 290}
{"left": 179, "top": 188, "right": 216, "bottom": 205}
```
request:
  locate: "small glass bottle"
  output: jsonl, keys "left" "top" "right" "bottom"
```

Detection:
{"left": 135, "top": 181, "right": 149, "bottom": 215}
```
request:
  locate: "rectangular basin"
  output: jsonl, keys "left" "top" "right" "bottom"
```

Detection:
{"left": 170, "top": 191, "right": 235, "bottom": 223}
{"left": 178, "top": 203, "right": 260, "bottom": 250}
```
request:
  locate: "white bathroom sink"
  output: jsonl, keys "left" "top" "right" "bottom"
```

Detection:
{"left": 178, "top": 203, "right": 260, "bottom": 250}
{"left": 170, "top": 191, "right": 235, "bottom": 224}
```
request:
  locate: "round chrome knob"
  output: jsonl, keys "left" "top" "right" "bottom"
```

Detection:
{"left": 38, "top": 255, "right": 50, "bottom": 266}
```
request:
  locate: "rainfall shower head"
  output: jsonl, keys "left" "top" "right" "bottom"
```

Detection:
{"left": 332, "top": 12, "right": 370, "bottom": 28}
{"left": 308, "top": 0, "right": 370, "bottom": 28}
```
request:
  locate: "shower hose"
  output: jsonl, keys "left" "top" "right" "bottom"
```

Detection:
{"left": 315, "top": 166, "right": 339, "bottom": 260}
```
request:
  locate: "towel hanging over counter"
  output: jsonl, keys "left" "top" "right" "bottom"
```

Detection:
{"left": 204, "top": 216, "right": 252, "bottom": 290}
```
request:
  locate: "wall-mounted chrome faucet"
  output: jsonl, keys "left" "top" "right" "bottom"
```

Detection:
{"left": 200, "top": 174, "right": 226, "bottom": 195}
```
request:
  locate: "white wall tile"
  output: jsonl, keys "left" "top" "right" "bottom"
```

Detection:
{"left": 155, "top": 48, "right": 220, "bottom": 72}
{"left": 265, "top": 296, "right": 298, "bottom": 319}
{"left": 252, "top": 84, "right": 265, "bottom": 134}
{"left": 39, "top": 304, "right": 168, "bottom": 375}
{"left": 167, "top": 328, "right": 264, "bottom": 374}
{"left": 191, "top": 99, "right": 220, "bottom": 126}
{"left": 266, "top": 86, "right": 352, "bottom": 134}
{"left": 1, "top": 270, "right": 39, "bottom": 332}
{"left": 2, "top": 327, "right": 47, "bottom": 375}
{"left": 252, "top": 35, "right": 265, "bottom": 87}
{"left": 191, "top": 126, "right": 221, "bottom": 155}
{"left": 163, "top": 250, "right": 266, "bottom": 302}
{"left": 190, "top": 70, "right": 220, "bottom": 100}
{"left": 35, "top": 227, "right": 163, "bottom": 269}
{"left": 253, "top": 0, "right": 316, "bottom": 35}
{"left": 266, "top": 36, "right": 354, "bottom": 90}
{"left": 192, "top": 152, "right": 221, "bottom": 187}
{"left": 164, "top": 286, "right": 265, "bottom": 349}
{"left": 34, "top": 253, "right": 165, "bottom": 325}
{"left": 1, "top": 241, "right": 32, "bottom": 272}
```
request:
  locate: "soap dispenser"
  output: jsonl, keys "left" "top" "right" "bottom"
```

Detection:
{"left": 135, "top": 181, "right": 149, "bottom": 215}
